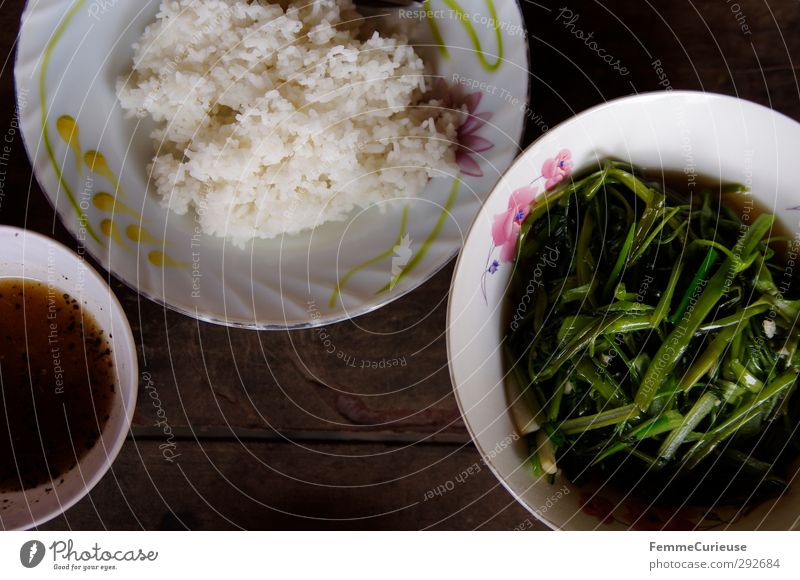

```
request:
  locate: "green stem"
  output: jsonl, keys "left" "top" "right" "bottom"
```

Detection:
{"left": 603, "top": 223, "right": 635, "bottom": 298}
{"left": 669, "top": 247, "right": 720, "bottom": 325}
{"left": 635, "top": 214, "right": 774, "bottom": 413}
{"left": 683, "top": 369, "right": 797, "bottom": 468}
{"left": 560, "top": 404, "right": 639, "bottom": 435}
{"left": 657, "top": 391, "right": 719, "bottom": 461}
{"left": 678, "top": 326, "right": 737, "bottom": 390}
{"left": 574, "top": 359, "right": 627, "bottom": 405}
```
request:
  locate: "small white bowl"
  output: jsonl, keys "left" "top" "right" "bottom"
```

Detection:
{"left": 0, "top": 226, "right": 137, "bottom": 530}
{"left": 448, "top": 91, "right": 800, "bottom": 530}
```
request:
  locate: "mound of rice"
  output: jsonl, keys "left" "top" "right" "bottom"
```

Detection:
{"left": 117, "top": 0, "right": 461, "bottom": 246}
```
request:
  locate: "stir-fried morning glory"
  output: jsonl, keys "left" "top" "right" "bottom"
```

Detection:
{"left": 505, "top": 161, "right": 800, "bottom": 504}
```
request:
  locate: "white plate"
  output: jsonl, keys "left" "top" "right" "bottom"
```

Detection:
{"left": 15, "top": 0, "right": 529, "bottom": 328}
{"left": 448, "top": 91, "right": 800, "bottom": 530}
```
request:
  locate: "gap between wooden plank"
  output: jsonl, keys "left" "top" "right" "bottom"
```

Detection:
{"left": 129, "top": 426, "right": 472, "bottom": 446}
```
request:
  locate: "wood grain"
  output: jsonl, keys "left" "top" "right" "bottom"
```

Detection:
{"left": 38, "top": 440, "right": 537, "bottom": 531}
{"left": 0, "top": 0, "right": 798, "bottom": 529}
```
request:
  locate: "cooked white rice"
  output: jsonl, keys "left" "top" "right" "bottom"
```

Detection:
{"left": 117, "top": 0, "right": 460, "bottom": 246}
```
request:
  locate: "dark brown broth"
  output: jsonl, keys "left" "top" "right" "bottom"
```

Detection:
{"left": 0, "top": 279, "right": 114, "bottom": 492}
{"left": 648, "top": 169, "right": 795, "bottom": 260}
{"left": 721, "top": 192, "right": 796, "bottom": 268}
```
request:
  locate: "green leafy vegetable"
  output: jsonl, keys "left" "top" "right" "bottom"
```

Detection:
{"left": 505, "top": 161, "right": 800, "bottom": 505}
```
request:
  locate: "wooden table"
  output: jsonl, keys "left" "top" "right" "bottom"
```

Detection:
{"left": 1, "top": 0, "right": 798, "bottom": 530}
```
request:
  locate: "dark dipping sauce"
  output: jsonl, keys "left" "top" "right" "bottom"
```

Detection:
{"left": 0, "top": 279, "right": 114, "bottom": 492}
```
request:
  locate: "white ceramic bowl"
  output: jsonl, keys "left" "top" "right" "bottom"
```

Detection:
{"left": 448, "top": 91, "right": 800, "bottom": 530}
{"left": 0, "top": 226, "right": 137, "bottom": 530}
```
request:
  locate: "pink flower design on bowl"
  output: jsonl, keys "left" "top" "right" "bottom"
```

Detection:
{"left": 434, "top": 80, "right": 494, "bottom": 178}
{"left": 542, "top": 149, "right": 573, "bottom": 190}
{"left": 480, "top": 148, "right": 573, "bottom": 302}
{"left": 491, "top": 185, "right": 538, "bottom": 262}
